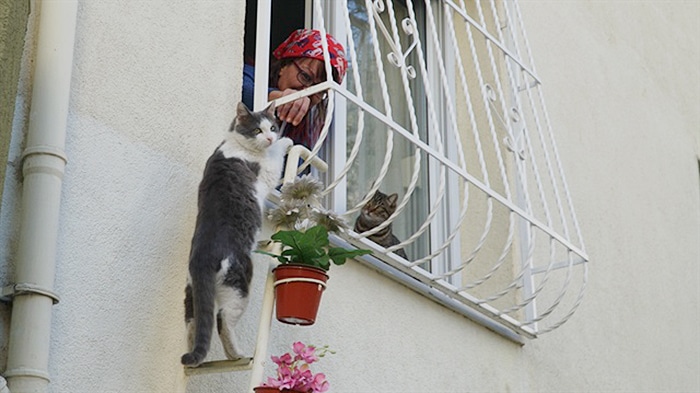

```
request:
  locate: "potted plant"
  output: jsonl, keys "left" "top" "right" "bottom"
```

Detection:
{"left": 254, "top": 341, "right": 334, "bottom": 393}
{"left": 258, "top": 175, "right": 371, "bottom": 325}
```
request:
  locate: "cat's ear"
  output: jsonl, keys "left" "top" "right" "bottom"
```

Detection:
{"left": 263, "top": 101, "right": 276, "bottom": 119}
{"left": 236, "top": 101, "right": 252, "bottom": 118}
{"left": 231, "top": 102, "right": 251, "bottom": 132}
{"left": 387, "top": 193, "right": 398, "bottom": 207}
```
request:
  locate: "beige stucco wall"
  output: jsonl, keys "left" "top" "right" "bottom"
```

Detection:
{"left": 53, "top": 1, "right": 246, "bottom": 391}
{"left": 518, "top": 1, "right": 700, "bottom": 390}
{"left": 0, "top": 0, "right": 29, "bottom": 208}
{"left": 0, "top": 1, "right": 698, "bottom": 393}
{"left": 2, "top": 0, "right": 247, "bottom": 392}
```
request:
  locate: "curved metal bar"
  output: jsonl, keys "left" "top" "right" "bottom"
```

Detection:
{"left": 289, "top": 0, "right": 590, "bottom": 337}
{"left": 322, "top": 3, "right": 368, "bottom": 198}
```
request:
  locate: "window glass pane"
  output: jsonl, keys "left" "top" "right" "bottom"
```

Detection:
{"left": 346, "top": 0, "right": 430, "bottom": 261}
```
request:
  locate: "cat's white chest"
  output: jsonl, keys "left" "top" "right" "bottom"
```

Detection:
{"left": 217, "top": 137, "right": 292, "bottom": 211}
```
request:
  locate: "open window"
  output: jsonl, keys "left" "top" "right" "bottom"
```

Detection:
{"left": 343, "top": 0, "right": 432, "bottom": 266}
{"left": 250, "top": 0, "right": 589, "bottom": 340}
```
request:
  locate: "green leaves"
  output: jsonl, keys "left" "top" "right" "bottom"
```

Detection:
{"left": 328, "top": 247, "right": 372, "bottom": 266}
{"left": 256, "top": 225, "right": 372, "bottom": 271}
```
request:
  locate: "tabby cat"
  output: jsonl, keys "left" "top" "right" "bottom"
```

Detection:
{"left": 353, "top": 191, "right": 408, "bottom": 259}
{"left": 181, "top": 102, "right": 292, "bottom": 367}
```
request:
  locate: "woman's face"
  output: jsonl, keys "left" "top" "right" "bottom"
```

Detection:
{"left": 277, "top": 58, "right": 326, "bottom": 104}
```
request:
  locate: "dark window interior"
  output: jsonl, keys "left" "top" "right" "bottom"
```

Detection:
{"left": 244, "top": 0, "right": 306, "bottom": 65}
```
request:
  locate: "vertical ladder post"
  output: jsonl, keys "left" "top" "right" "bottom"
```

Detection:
{"left": 249, "top": 0, "right": 274, "bottom": 389}
{"left": 247, "top": 260, "right": 277, "bottom": 392}
{"left": 248, "top": 146, "right": 328, "bottom": 391}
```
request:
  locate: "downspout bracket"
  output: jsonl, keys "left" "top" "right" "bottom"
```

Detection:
{"left": 20, "top": 144, "right": 68, "bottom": 164}
{"left": 1, "top": 283, "right": 60, "bottom": 304}
{"left": 2, "top": 367, "right": 51, "bottom": 382}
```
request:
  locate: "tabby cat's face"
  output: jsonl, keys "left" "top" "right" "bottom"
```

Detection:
{"left": 361, "top": 191, "right": 398, "bottom": 221}
{"left": 231, "top": 102, "right": 281, "bottom": 150}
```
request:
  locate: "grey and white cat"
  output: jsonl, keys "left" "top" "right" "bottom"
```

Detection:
{"left": 353, "top": 191, "right": 408, "bottom": 259}
{"left": 181, "top": 102, "right": 292, "bottom": 367}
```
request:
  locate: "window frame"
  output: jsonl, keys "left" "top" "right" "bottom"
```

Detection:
{"left": 327, "top": 0, "right": 464, "bottom": 272}
{"left": 252, "top": 0, "right": 589, "bottom": 342}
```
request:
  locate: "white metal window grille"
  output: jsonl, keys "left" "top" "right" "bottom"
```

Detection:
{"left": 253, "top": 0, "right": 588, "bottom": 340}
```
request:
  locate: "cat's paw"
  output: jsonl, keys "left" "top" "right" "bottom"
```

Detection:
{"left": 181, "top": 352, "right": 204, "bottom": 367}
{"left": 222, "top": 343, "right": 244, "bottom": 362}
{"left": 224, "top": 352, "right": 245, "bottom": 362}
{"left": 277, "top": 137, "right": 294, "bottom": 151}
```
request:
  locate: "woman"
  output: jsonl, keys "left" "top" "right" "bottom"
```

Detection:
{"left": 242, "top": 28, "right": 347, "bottom": 150}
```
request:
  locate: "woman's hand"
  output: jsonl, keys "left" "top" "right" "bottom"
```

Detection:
{"left": 269, "top": 89, "right": 312, "bottom": 126}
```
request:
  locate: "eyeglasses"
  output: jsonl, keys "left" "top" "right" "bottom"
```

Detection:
{"left": 291, "top": 60, "right": 318, "bottom": 87}
{"left": 291, "top": 60, "right": 328, "bottom": 104}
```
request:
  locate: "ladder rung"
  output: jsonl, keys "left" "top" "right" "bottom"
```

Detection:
{"left": 184, "top": 357, "right": 254, "bottom": 376}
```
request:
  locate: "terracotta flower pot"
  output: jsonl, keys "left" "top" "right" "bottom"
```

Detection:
{"left": 272, "top": 264, "right": 329, "bottom": 325}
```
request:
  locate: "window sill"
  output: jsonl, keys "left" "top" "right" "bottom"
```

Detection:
{"left": 329, "top": 232, "right": 527, "bottom": 345}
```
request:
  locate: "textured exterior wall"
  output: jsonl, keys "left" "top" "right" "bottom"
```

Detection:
{"left": 517, "top": 1, "right": 700, "bottom": 391}
{"left": 2, "top": 1, "right": 246, "bottom": 392}
{"left": 52, "top": 1, "right": 245, "bottom": 391}
{"left": 0, "top": 0, "right": 29, "bottom": 208}
{"left": 0, "top": 1, "right": 698, "bottom": 393}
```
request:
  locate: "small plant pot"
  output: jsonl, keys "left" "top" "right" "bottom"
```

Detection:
{"left": 272, "top": 264, "right": 329, "bottom": 325}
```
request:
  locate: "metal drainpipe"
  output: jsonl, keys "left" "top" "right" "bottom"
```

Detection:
{"left": 4, "top": 1, "right": 78, "bottom": 392}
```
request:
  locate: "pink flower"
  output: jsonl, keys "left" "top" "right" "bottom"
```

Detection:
{"left": 311, "top": 373, "right": 330, "bottom": 393}
{"left": 291, "top": 368, "right": 314, "bottom": 391}
{"left": 263, "top": 364, "right": 295, "bottom": 390}
{"left": 263, "top": 376, "right": 287, "bottom": 389}
{"left": 261, "top": 342, "right": 333, "bottom": 393}
{"left": 271, "top": 352, "right": 293, "bottom": 366}
{"left": 293, "top": 341, "right": 319, "bottom": 364}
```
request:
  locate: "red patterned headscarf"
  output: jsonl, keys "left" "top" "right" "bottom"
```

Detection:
{"left": 272, "top": 29, "right": 347, "bottom": 83}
